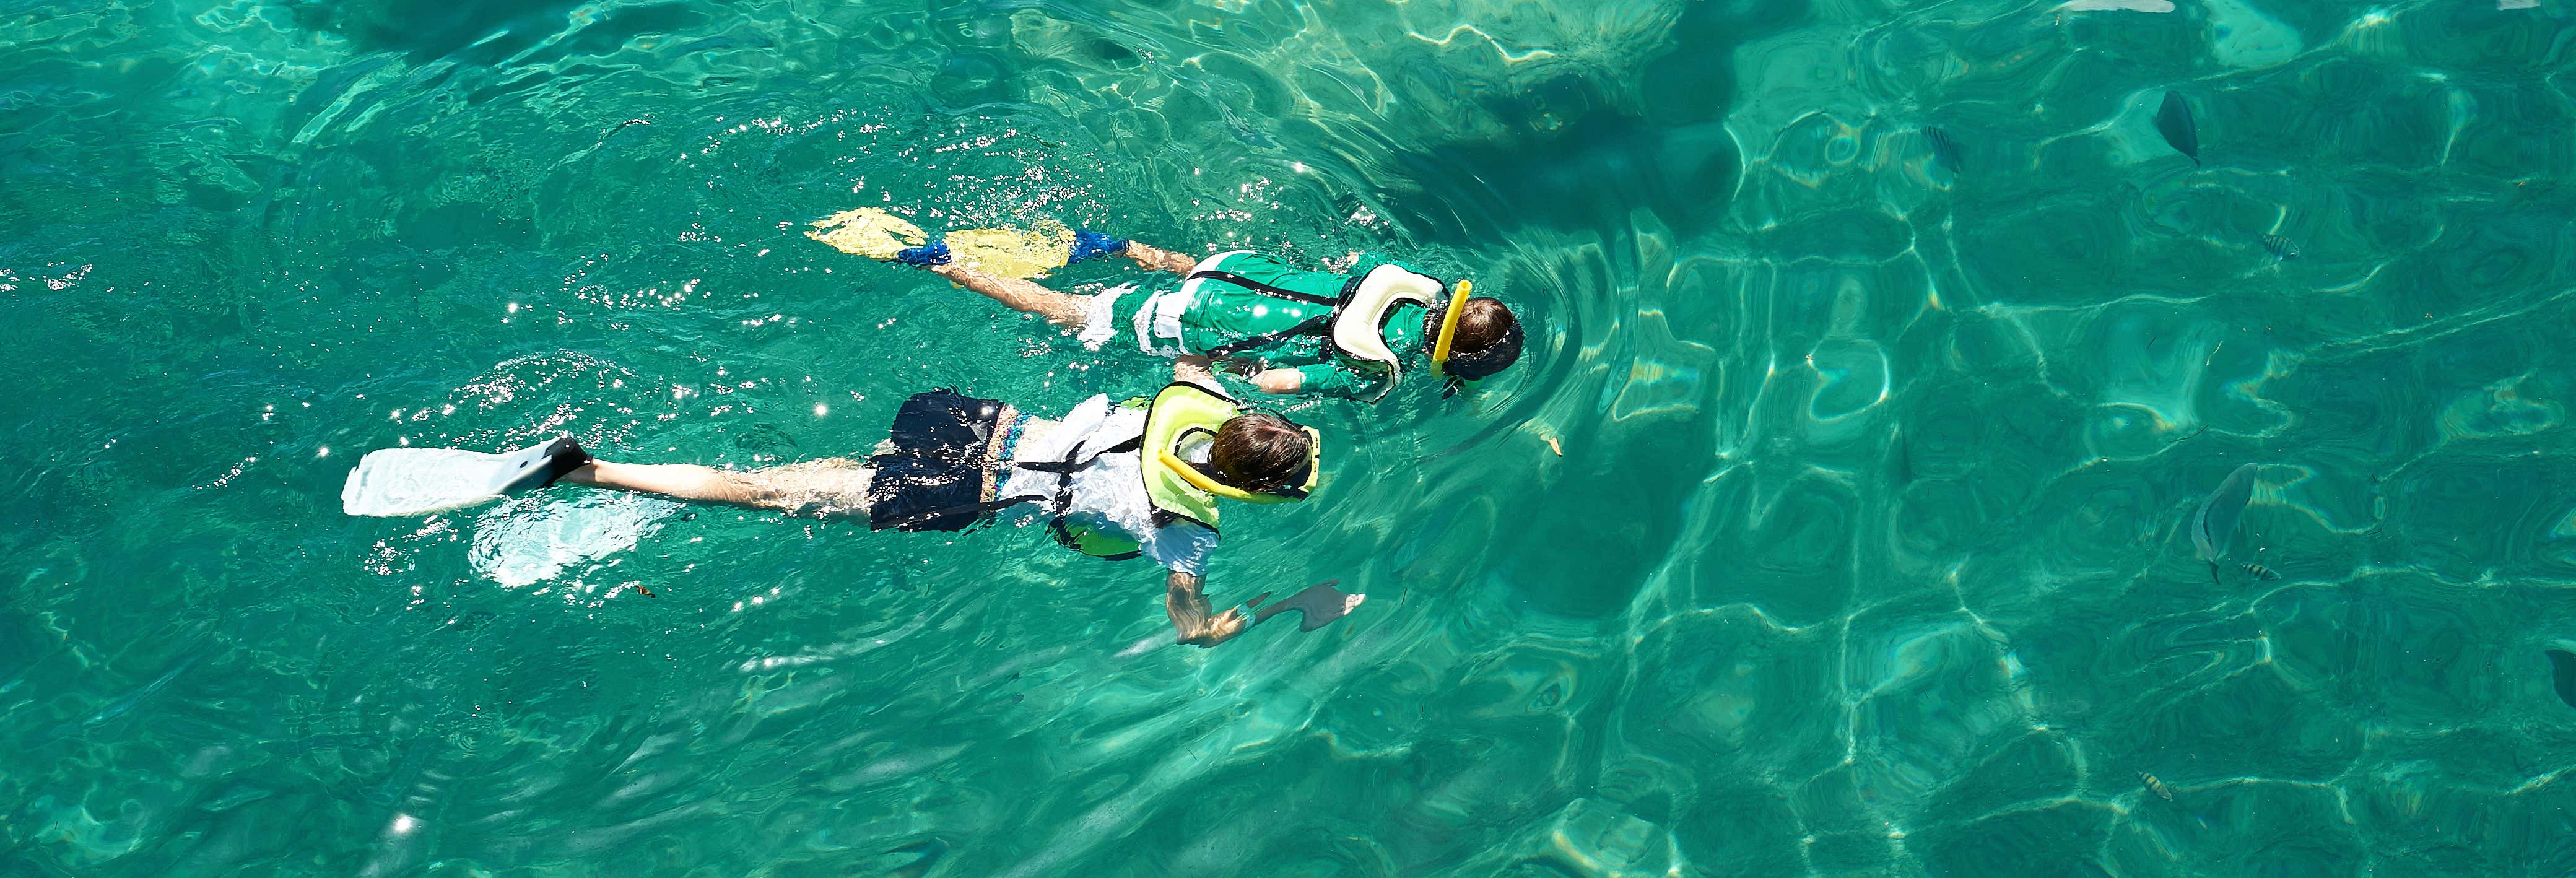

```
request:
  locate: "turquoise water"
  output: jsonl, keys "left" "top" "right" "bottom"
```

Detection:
{"left": 8, "top": 0, "right": 2576, "bottom": 874}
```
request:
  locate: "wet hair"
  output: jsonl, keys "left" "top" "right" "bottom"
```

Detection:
{"left": 1210, "top": 413, "right": 1312, "bottom": 493}
{"left": 1450, "top": 298, "right": 1516, "bottom": 354}
{"left": 1427, "top": 297, "right": 1523, "bottom": 381}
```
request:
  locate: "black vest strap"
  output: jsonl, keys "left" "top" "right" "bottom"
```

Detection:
{"left": 1188, "top": 269, "right": 1335, "bottom": 305}
{"left": 1010, "top": 430, "right": 1148, "bottom": 555}
{"left": 1206, "top": 314, "right": 1332, "bottom": 356}
{"left": 1012, "top": 435, "right": 1141, "bottom": 473}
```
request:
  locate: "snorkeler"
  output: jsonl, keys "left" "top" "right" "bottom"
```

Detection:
{"left": 807, "top": 209, "right": 1523, "bottom": 401}
{"left": 340, "top": 359, "right": 1364, "bottom": 647}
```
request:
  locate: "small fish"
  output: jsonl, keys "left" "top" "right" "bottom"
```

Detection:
{"left": 2547, "top": 646, "right": 2576, "bottom": 710}
{"left": 2242, "top": 562, "right": 2281, "bottom": 581}
{"left": 2156, "top": 91, "right": 2200, "bottom": 167}
{"left": 79, "top": 655, "right": 200, "bottom": 729}
{"left": 2190, "top": 463, "right": 2259, "bottom": 583}
{"left": 886, "top": 838, "right": 949, "bottom": 878}
{"left": 2139, "top": 772, "right": 2175, "bottom": 801}
{"left": 2258, "top": 233, "right": 2300, "bottom": 261}
{"left": 731, "top": 422, "right": 799, "bottom": 454}
{"left": 629, "top": 583, "right": 656, "bottom": 598}
{"left": 1923, "top": 127, "right": 1964, "bottom": 175}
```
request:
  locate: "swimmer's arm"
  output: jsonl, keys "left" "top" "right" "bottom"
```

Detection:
{"left": 1173, "top": 354, "right": 1221, "bottom": 388}
{"left": 1272, "top": 362, "right": 1378, "bottom": 399}
{"left": 1166, "top": 570, "right": 1245, "bottom": 647}
{"left": 1124, "top": 241, "right": 1201, "bottom": 277}
{"left": 1249, "top": 368, "right": 1303, "bottom": 394}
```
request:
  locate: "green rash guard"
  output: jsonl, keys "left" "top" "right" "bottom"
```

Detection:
{"left": 1170, "top": 251, "right": 1431, "bottom": 399}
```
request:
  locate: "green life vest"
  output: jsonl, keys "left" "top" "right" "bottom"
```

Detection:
{"left": 1188, "top": 259, "right": 1452, "bottom": 402}
{"left": 1138, "top": 381, "right": 1321, "bottom": 532}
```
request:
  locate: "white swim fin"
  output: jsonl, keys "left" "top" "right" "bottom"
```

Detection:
{"left": 341, "top": 437, "right": 590, "bottom": 517}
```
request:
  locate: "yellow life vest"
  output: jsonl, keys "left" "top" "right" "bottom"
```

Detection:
{"left": 1138, "top": 381, "right": 1321, "bottom": 531}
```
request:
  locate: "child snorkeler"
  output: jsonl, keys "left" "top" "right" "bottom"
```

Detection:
{"left": 341, "top": 359, "right": 1364, "bottom": 647}
{"left": 842, "top": 219, "right": 1524, "bottom": 402}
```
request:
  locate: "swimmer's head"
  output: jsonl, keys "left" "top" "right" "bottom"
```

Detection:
{"left": 1437, "top": 297, "right": 1523, "bottom": 381}
{"left": 1211, "top": 413, "right": 1315, "bottom": 493}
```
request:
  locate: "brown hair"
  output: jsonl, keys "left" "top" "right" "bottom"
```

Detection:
{"left": 1210, "top": 413, "right": 1311, "bottom": 492}
{"left": 1431, "top": 297, "right": 1517, "bottom": 354}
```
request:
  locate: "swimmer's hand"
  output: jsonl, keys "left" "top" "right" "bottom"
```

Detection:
{"left": 1167, "top": 570, "right": 1245, "bottom": 648}
{"left": 1178, "top": 607, "right": 1247, "bottom": 648}
{"left": 1250, "top": 369, "right": 1303, "bottom": 394}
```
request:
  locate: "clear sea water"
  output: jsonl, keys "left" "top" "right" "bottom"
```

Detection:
{"left": 7, "top": 0, "right": 2576, "bottom": 874}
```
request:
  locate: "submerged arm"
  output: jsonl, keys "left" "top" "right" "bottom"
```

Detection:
{"left": 1251, "top": 362, "right": 1377, "bottom": 399}
{"left": 1174, "top": 354, "right": 1221, "bottom": 387}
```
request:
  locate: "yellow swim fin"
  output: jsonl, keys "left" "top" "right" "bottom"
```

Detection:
{"left": 804, "top": 207, "right": 927, "bottom": 260}
{"left": 944, "top": 219, "right": 1074, "bottom": 279}
{"left": 806, "top": 209, "right": 1075, "bottom": 280}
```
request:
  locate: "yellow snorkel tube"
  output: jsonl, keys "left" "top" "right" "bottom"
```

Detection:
{"left": 1430, "top": 280, "right": 1471, "bottom": 374}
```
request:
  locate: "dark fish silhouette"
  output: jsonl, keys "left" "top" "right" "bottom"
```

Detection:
{"left": 731, "top": 422, "right": 798, "bottom": 454}
{"left": 884, "top": 838, "right": 948, "bottom": 878}
{"left": 2258, "top": 233, "right": 2300, "bottom": 261}
{"left": 2190, "top": 463, "right": 2258, "bottom": 583}
{"left": 1923, "top": 127, "right": 1964, "bottom": 175}
{"left": 2156, "top": 91, "right": 2200, "bottom": 167}
{"left": 2548, "top": 647, "right": 2576, "bottom": 710}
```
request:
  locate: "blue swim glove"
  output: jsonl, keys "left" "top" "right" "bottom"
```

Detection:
{"left": 894, "top": 241, "right": 951, "bottom": 267}
{"left": 1068, "top": 230, "right": 1128, "bottom": 263}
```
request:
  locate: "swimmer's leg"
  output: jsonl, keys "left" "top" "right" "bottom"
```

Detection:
{"left": 1121, "top": 241, "right": 1201, "bottom": 276}
{"left": 563, "top": 458, "right": 873, "bottom": 517}
{"left": 563, "top": 460, "right": 781, "bottom": 507}
{"left": 927, "top": 261, "right": 1092, "bottom": 329}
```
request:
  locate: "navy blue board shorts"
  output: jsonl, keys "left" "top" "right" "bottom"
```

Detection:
{"left": 866, "top": 390, "right": 1009, "bottom": 532}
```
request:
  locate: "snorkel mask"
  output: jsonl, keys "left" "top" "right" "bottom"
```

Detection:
{"left": 1156, "top": 417, "right": 1322, "bottom": 503}
{"left": 1430, "top": 280, "right": 1526, "bottom": 396}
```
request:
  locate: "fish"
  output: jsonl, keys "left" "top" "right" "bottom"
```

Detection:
{"left": 2242, "top": 562, "right": 2281, "bottom": 581}
{"left": 2258, "top": 233, "right": 2300, "bottom": 261}
{"left": 2139, "top": 772, "right": 2175, "bottom": 801}
{"left": 886, "top": 838, "right": 949, "bottom": 878}
{"left": 731, "top": 422, "right": 799, "bottom": 454}
{"left": 70, "top": 655, "right": 200, "bottom": 731}
{"left": 2156, "top": 91, "right": 2200, "bottom": 167}
{"left": 1923, "top": 127, "right": 1964, "bottom": 175}
{"left": 2190, "top": 463, "right": 2259, "bottom": 583}
{"left": 2548, "top": 646, "right": 2576, "bottom": 710}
